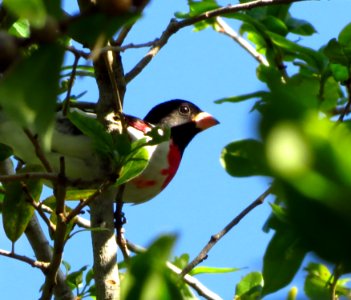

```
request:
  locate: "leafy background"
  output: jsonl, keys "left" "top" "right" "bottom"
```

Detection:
{"left": 1, "top": 0, "right": 351, "bottom": 299}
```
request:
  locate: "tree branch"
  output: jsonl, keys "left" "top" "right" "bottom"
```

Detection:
{"left": 181, "top": 187, "right": 272, "bottom": 276}
{"left": 0, "top": 248, "right": 49, "bottom": 271}
{"left": 89, "top": 188, "right": 120, "bottom": 300}
{"left": 40, "top": 158, "right": 68, "bottom": 300}
{"left": 125, "top": 0, "right": 302, "bottom": 82}
{"left": 215, "top": 17, "right": 269, "bottom": 66}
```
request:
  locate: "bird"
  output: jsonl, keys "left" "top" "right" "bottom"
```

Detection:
{"left": 0, "top": 99, "right": 219, "bottom": 203}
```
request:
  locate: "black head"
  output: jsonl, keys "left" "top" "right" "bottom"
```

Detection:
{"left": 144, "top": 100, "right": 219, "bottom": 153}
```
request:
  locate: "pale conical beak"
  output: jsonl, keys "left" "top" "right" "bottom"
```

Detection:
{"left": 193, "top": 112, "right": 219, "bottom": 130}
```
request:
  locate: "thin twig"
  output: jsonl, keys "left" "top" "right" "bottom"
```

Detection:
{"left": 62, "top": 53, "right": 80, "bottom": 115}
{"left": 23, "top": 129, "right": 53, "bottom": 173}
{"left": 0, "top": 249, "right": 50, "bottom": 271}
{"left": 215, "top": 17, "right": 269, "bottom": 66}
{"left": 115, "top": 185, "right": 129, "bottom": 261}
{"left": 0, "top": 172, "right": 58, "bottom": 183}
{"left": 126, "top": 241, "right": 223, "bottom": 300}
{"left": 65, "top": 179, "right": 114, "bottom": 224}
{"left": 125, "top": 0, "right": 301, "bottom": 83}
{"left": 181, "top": 187, "right": 272, "bottom": 276}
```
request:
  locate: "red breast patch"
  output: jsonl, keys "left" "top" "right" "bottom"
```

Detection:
{"left": 160, "top": 142, "right": 181, "bottom": 189}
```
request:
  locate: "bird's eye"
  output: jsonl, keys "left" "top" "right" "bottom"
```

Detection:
{"left": 179, "top": 104, "right": 190, "bottom": 115}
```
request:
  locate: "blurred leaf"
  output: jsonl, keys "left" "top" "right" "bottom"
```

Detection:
{"left": 85, "top": 268, "right": 94, "bottom": 286}
{"left": 262, "top": 229, "right": 306, "bottom": 296}
{"left": 262, "top": 16, "right": 288, "bottom": 36}
{"left": 286, "top": 17, "right": 316, "bottom": 36}
{"left": 221, "top": 139, "right": 270, "bottom": 177}
{"left": 235, "top": 271, "right": 263, "bottom": 300}
{"left": 324, "top": 38, "right": 351, "bottom": 66}
{"left": 319, "top": 76, "right": 343, "bottom": 112}
{"left": 215, "top": 91, "right": 268, "bottom": 104}
{"left": 3, "top": 0, "right": 46, "bottom": 28}
{"left": 304, "top": 263, "right": 332, "bottom": 300}
{"left": 287, "top": 286, "right": 298, "bottom": 300}
{"left": 189, "top": 266, "right": 240, "bottom": 276}
{"left": 0, "top": 43, "right": 64, "bottom": 150}
{"left": 0, "top": 143, "right": 13, "bottom": 160}
{"left": 121, "top": 235, "right": 182, "bottom": 300}
{"left": 268, "top": 32, "right": 325, "bottom": 71}
{"left": 8, "top": 19, "right": 30, "bottom": 38}
{"left": 67, "top": 12, "right": 139, "bottom": 47}
{"left": 172, "top": 253, "right": 189, "bottom": 270}
{"left": 329, "top": 63, "right": 349, "bottom": 82}
{"left": 338, "top": 22, "right": 351, "bottom": 48}
{"left": 175, "top": 0, "right": 219, "bottom": 19}
{"left": 2, "top": 166, "right": 43, "bottom": 242}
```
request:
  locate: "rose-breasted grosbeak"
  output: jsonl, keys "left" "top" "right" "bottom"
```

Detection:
{"left": 0, "top": 100, "right": 218, "bottom": 203}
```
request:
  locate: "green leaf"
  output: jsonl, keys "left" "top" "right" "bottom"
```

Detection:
{"left": 67, "top": 110, "right": 116, "bottom": 158}
{"left": 235, "top": 271, "right": 263, "bottom": 300}
{"left": 220, "top": 139, "right": 269, "bottom": 177}
{"left": 324, "top": 38, "right": 351, "bottom": 66}
{"left": 8, "top": 19, "right": 30, "bottom": 38}
{"left": 262, "top": 16, "right": 288, "bottom": 36}
{"left": 215, "top": 91, "right": 268, "bottom": 104}
{"left": 268, "top": 32, "right": 325, "bottom": 71}
{"left": 66, "top": 266, "right": 88, "bottom": 290}
{"left": 121, "top": 235, "right": 182, "bottom": 300}
{"left": 304, "top": 263, "right": 332, "bottom": 300}
{"left": 175, "top": 0, "right": 219, "bottom": 19}
{"left": 262, "top": 229, "right": 306, "bottom": 296}
{"left": 338, "top": 22, "right": 351, "bottom": 48}
{"left": 319, "top": 76, "right": 343, "bottom": 112}
{"left": 68, "top": 12, "right": 139, "bottom": 47}
{"left": 42, "top": 190, "right": 96, "bottom": 209}
{"left": 0, "top": 43, "right": 64, "bottom": 150}
{"left": 3, "top": 0, "right": 46, "bottom": 28}
{"left": 116, "top": 139, "right": 150, "bottom": 185}
{"left": 286, "top": 17, "right": 316, "bottom": 36}
{"left": 189, "top": 266, "right": 240, "bottom": 276}
{"left": 329, "top": 63, "right": 349, "bottom": 82}
{"left": 85, "top": 268, "right": 94, "bottom": 286}
{"left": 172, "top": 253, "right": 189, "bottom": 270}
{"left": 2, "top": 167, "right": 43, "bottom": 242}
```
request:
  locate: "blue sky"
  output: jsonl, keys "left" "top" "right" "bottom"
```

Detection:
{"left": 1, "top": 1, "right": 351, "bottom": 299}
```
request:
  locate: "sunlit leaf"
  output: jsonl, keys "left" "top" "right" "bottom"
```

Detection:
{"left": 235, "top": 271, "right": 263, "bottom": 300}
{"left": 8, "top": 19, "right": 30, "bottom": 38}
{"left": 215, "top": 91, "right": 268, "bottom": 104}
{"left": 221, "top": 139, "right": 270, "bottom": 177}
{"left": 189, "top": 266, "right": 240, "bottom": 276}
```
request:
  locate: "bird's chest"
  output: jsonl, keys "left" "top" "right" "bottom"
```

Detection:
{"left": 123, "top": 139, "right": 181, "bottom": 203}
